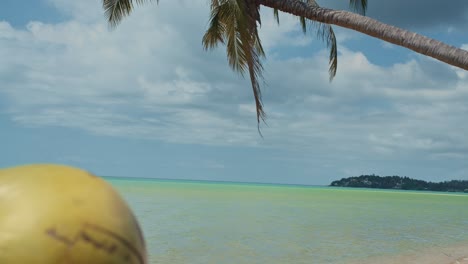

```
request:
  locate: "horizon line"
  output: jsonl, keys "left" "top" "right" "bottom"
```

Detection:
{"left": 100, "top": 175, "right": 327, "bottom": 188}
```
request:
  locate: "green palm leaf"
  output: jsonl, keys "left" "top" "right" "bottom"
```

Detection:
{"left": 103, "top": 0, "right": 157, "bottom": 27}
{"left": 203, "top": 0, "right": 266, "bottom": 129}
{"left": 273, "top": 8, "right": 280, "bottom": 24}
{"left": 297, "top": 0, "right": 337, "bottom": 80}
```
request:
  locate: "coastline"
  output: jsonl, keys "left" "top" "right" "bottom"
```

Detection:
{"left": 349, "top": 243, "right": 468, "bottom": 264}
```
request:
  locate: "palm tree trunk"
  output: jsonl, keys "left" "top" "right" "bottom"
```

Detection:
{"left": 258, "top": 0, "right": 468, "bottom": 71}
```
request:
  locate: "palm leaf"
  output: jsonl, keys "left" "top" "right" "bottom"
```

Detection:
{"left": 236, "top": 0, "right": 266, "bottom": 126}
{"left": 103, "top": 0, "right": 157, "bottom": 27}
{"left": 298, "top": 0, "right": 338, "bottom": 80}
{"left": 202, "top": 7, "right": 226, "bottom": 50}
{"left": 273, "top": 8, "right": 280, "bottom": 24}
{"left": 315, "top": 22, "right": 337, "bottom": 80}
{"left": 203, "top": 0, "right": 266, "bottom": 128}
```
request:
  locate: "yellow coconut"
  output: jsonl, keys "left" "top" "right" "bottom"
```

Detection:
{"left": 0, "top": 164, "right": 147, "bottom": 264}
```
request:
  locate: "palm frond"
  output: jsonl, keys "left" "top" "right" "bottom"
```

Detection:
{"left": 315, "top": 22, "right": 337, "bottom": 80}
{"left": 298, "top": 16, "right": 306, "bottom": 33}
{"left": 226, "top": 27, "right": 249, "bottom": 75}
{"left": 298, "top": 0, "right": 317, "bottom": 33}
{"left": 103, "top": 0, "right": 157, "bottom": 27}
{"left": 236, "top": 0, "right": 266, "bottom": 126}
{"left": 298, "top": 0, "right": 338, "bottom": 80}
{"left": 202, "top": 8, "right": 226, "bottom": 50}
{"left": 225, "top": 0, "right": 250, "bottom": 75}
{"left": 253, "top": 31, "right": 266, "bottom": 58}
{"left": 273, "top": 8, "right": 280, "bottom": 24}
{"left": 349, "top": 0, "right": 367, "bottom": 15}
{"left": 203, "top": 0, "right": 266, "bottom": 128}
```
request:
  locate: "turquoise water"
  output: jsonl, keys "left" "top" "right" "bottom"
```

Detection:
{"left": 107, "top": 178, "right": 468, "bottom": 264}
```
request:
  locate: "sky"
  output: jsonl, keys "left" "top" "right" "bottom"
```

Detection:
{"left": 1, "top": 0, "right": 467, "bottom": 185}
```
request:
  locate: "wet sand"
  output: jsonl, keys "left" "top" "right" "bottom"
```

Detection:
{"left": 451, "top": 257, "right": 468, "bottom": 264}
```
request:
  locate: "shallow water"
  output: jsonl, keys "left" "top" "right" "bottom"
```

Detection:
{"left": 107, "top": 178, "right": 468, "bottom": 264}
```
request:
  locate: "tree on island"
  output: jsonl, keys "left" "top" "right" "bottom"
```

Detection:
{"left": 330, "top": 175, "right": 468, "bottom": 193}
{"left": 101, "top": 0, "right": 468, "bottom": 128}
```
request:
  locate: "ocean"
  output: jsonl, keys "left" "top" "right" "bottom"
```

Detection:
{"left": 106, "top": 177, "right": 468, "bottom": 264}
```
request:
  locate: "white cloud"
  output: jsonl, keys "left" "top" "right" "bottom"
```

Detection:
{"left": 1, "top": 0, "right": 468, "bottom": 164}
{"left": 137, "top": 71, "right": 212, "bottom": 105}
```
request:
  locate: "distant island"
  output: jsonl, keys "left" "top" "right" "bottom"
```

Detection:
{"left": 330, "top": 174, "right": 468, "bottom": 193}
